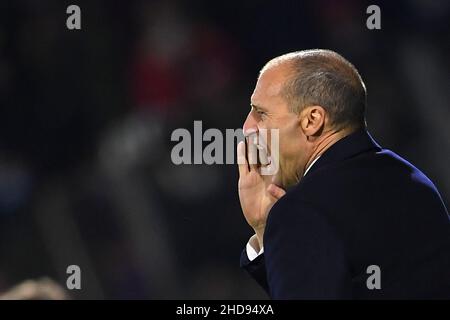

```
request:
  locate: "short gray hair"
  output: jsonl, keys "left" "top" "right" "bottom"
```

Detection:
{"left": 263, "top": 49, "right": 367, "bottom": 129}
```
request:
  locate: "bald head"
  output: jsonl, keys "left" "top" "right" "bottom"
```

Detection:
{"left": 261, "top": 49, "right": 367, "bottom": 130}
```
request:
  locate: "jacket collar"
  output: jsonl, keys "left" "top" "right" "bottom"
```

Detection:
{"left": 305, "top": 129, "right": 382, "bottom": 176}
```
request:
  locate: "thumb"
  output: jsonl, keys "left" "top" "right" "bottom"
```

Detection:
{"left": 267, "top": 183, "right": 286, "bottom": 200}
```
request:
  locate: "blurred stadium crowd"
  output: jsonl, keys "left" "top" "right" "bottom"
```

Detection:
{"left": 0, "top": 0, "right": 448, "bottom": 299}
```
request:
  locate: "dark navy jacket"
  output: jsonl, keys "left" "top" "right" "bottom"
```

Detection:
{"left": 241, "top": 129, "right": 450, "bottom": 299}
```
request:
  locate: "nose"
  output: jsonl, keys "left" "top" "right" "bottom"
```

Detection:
{"left": 243, "top": 111, "right": 258, "bottom": 135}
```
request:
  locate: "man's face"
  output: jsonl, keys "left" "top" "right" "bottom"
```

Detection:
{"left": 243, "top": 65, "right": 308, "bottom": 188}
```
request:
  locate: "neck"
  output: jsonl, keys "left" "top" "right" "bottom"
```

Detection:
{"left": 304, "top": 126, "right": 356, "bottom": 174}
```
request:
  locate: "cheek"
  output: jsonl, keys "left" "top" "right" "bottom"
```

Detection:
{"left": 262, "top": 117, "right": 297, "bottom": 157}
{"left": 278, "top": 122, "right": 304, "bottom": 158}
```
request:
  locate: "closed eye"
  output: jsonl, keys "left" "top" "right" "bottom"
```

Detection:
{"left": 250, "top": 104, "right": 267, "bottom": 117}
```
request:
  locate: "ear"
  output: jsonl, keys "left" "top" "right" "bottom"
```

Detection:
{"left": 299, "top": 105, "right": 326, "bottom": 137}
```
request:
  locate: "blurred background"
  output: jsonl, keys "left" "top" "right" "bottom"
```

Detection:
{"left": 0, "top": 0, "right": 448, "bottom": 299}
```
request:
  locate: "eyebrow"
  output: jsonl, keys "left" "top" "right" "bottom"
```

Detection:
{"left": 250, "top": 103, "right": 268, "bottom": 112}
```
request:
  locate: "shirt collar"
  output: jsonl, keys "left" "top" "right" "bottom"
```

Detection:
{"left": 303, "top": 155, "right": 321, "bottom": 176}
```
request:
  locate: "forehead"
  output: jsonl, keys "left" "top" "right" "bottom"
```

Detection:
{"left": 251, "top": 65, "right": 290, "bottom": 106}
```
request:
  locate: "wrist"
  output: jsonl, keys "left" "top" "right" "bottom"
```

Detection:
{"left": 253, "top": 226, "right": 265, "bottom": 249}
